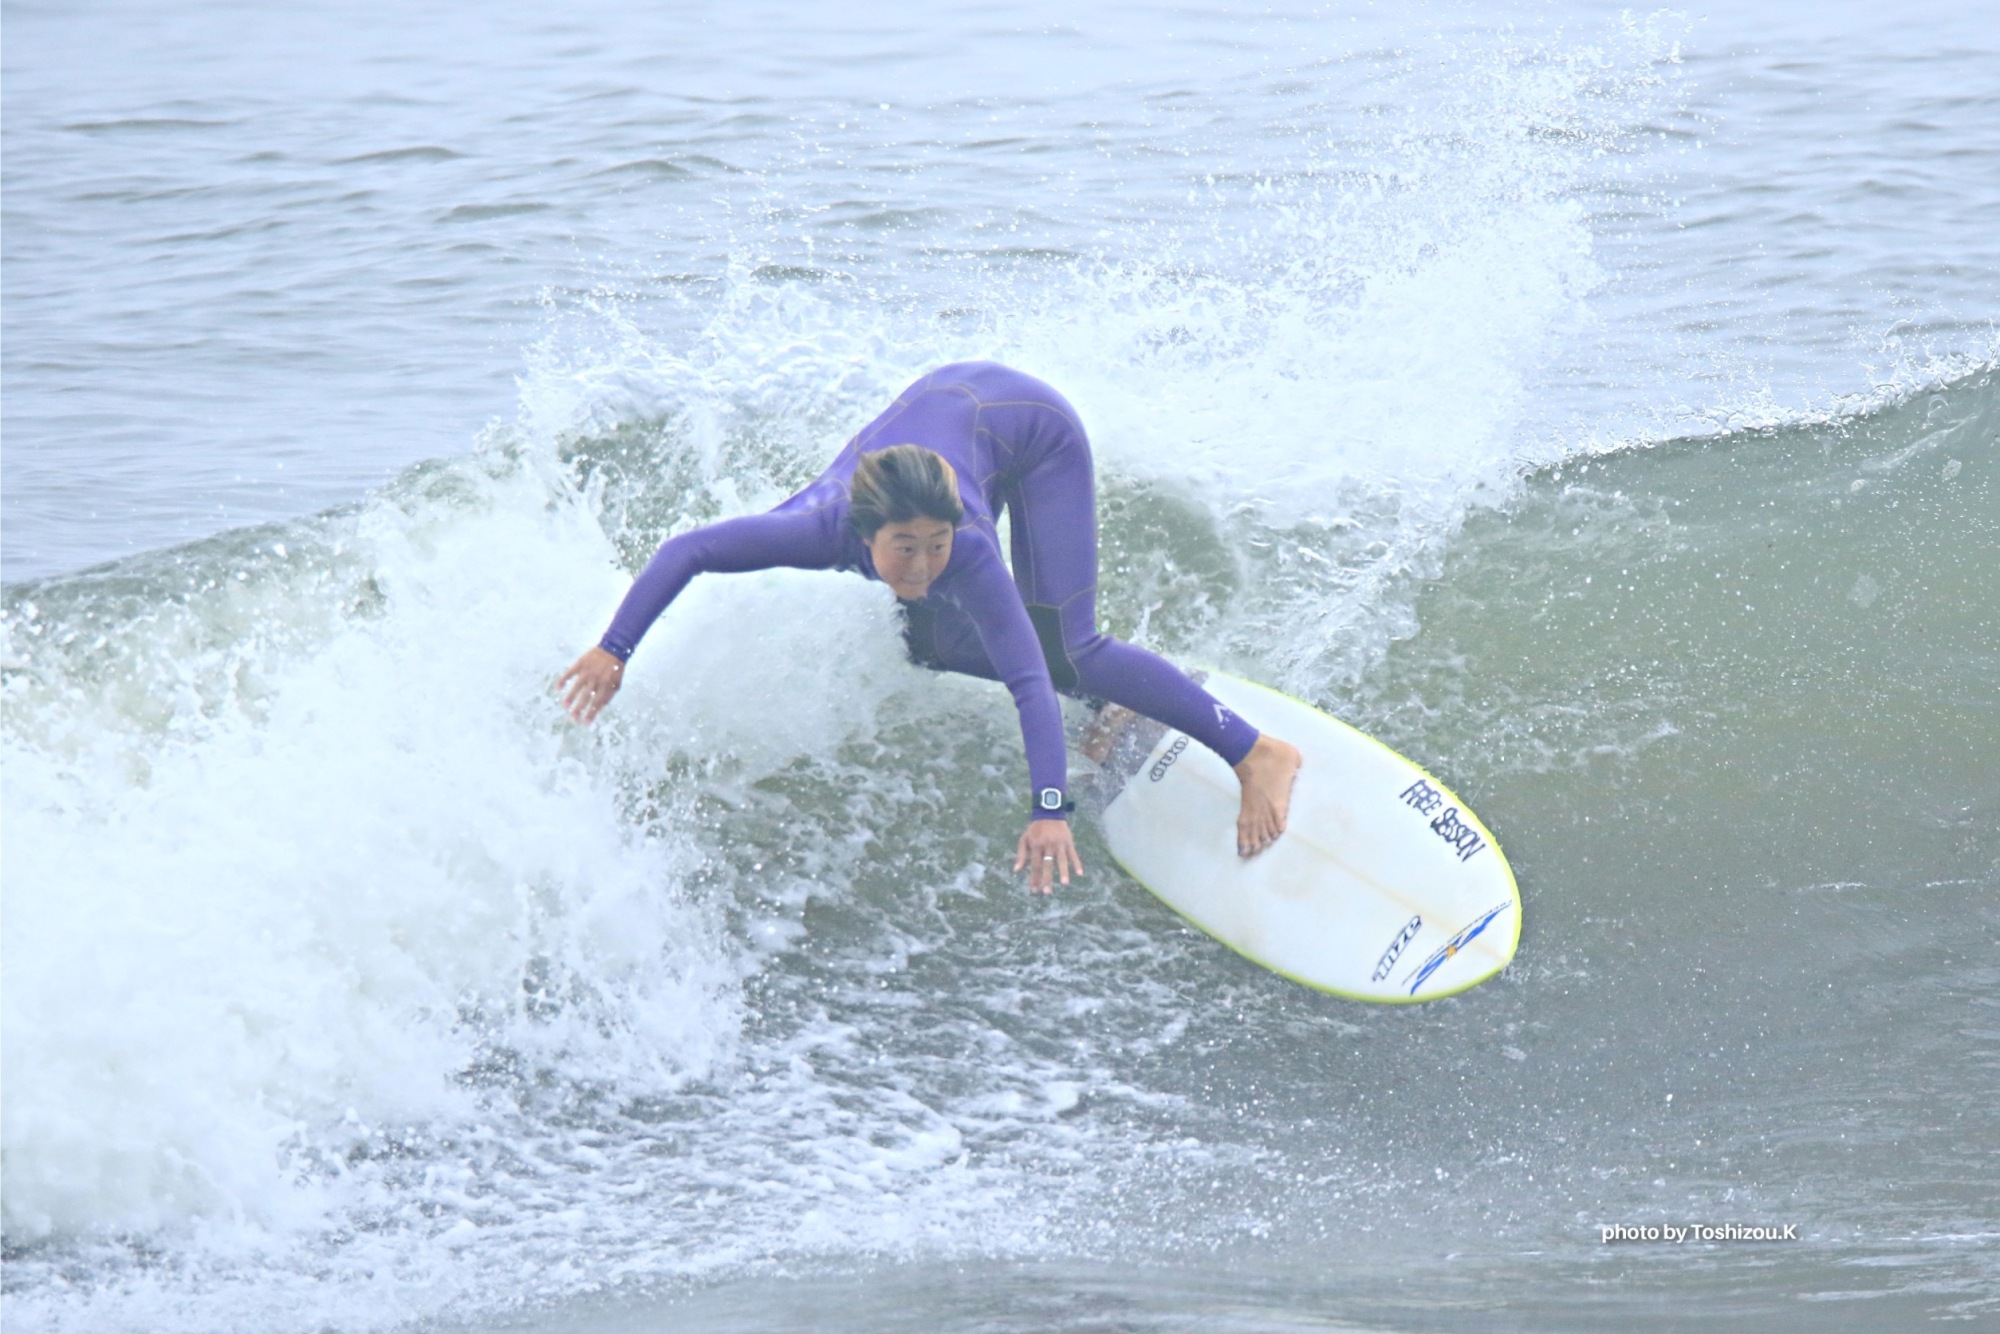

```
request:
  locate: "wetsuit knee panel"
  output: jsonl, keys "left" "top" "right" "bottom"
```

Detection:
{"left": 1025, "top": 603, "right": 1081, "bottom": 692}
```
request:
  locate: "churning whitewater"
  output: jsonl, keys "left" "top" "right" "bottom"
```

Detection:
{"left": 4, "top": 1, "right": 1997, "bottom": 1330}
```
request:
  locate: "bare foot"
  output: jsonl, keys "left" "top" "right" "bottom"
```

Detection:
{"left": 1232, "top": 734, "right": 1302, "bottom": 857}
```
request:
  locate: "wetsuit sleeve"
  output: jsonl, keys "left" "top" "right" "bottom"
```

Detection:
{"left": 954, "top": 542, "right": 1070, "bottom": 819}
{"left": 598, "top": 506, "right": 841, "bottom": 660}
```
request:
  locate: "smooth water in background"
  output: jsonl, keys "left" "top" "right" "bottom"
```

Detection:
{"left": 3, "top": 1, "right": 1996, "bottom": 1330}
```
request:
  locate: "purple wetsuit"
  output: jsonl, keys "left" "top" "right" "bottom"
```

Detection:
{"left": 599, "top": 361, "right": 1260, "bottom": 818}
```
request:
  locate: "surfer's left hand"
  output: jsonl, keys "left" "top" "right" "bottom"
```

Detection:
{"left": 1014, "top": 819, "right": 1083, "bottom": 895}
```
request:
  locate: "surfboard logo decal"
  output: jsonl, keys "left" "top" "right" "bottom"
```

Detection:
{"left": 1370, "top": 915, "right": 1423, "bottom": 982}
{"left": 1148, "top": 735, "right": 1190, "bottom": 782}
{"left": 1398, "top": 778, "right": 1488, "bottom": 863}
{"left": 1402, "top": 901, "right": 1511, "bottom": 996}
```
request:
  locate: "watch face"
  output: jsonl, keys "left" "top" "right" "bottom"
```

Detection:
{"left": 1038, "top": 788, "right": 1063, "bottom": 810}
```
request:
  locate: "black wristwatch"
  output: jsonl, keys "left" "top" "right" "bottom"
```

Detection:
{"left": 1033, "top": 787, "right": 1075, "bottom": 816}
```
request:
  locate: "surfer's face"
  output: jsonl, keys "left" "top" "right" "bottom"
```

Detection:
{"left": 866, "top": 517, "right": 955, "bottom": 600}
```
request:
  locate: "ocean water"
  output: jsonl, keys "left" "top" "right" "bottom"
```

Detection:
{"left": 3, "top": 1, "right": 1996, "bottom": 1330}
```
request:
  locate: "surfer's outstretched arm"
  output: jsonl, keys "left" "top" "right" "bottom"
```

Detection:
{"left": 598, "top": 508, "right": 842, "bottom": 661}
{"left": 560, "top": 506, "right": 842, "bottom": 723}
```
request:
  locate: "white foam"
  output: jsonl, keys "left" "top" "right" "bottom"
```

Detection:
{"left": 1, "top": 453, "right": 741, "bottom": 1244}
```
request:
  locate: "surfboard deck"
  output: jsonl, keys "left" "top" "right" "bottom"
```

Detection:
{"left": 1078, "top": 671, "right": 1520, "bottom": 1002}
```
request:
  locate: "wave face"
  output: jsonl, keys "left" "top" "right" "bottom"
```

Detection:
{"left": 4, "top": 2, "right": 1999, "bottom": 1331}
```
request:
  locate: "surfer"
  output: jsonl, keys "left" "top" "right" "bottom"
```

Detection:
{"left": 559, "top": 362, "right": 1302, "bottom": 894}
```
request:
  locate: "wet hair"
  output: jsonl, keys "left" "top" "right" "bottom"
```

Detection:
{"left": 848, "top": 444, "right": 964, "bottom": 540}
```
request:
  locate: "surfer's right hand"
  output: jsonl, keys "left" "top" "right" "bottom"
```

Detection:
{"left": 558, "top": 646, "right": 625, "bottom": 724}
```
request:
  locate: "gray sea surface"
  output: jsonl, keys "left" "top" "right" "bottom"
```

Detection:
{"left": 3, "top": 1, "right": 1997, "bottom": 1331}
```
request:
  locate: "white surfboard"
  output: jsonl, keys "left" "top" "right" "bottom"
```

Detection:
{"left": 1080, "top": 672, "right": 1519, "bottom": 1002}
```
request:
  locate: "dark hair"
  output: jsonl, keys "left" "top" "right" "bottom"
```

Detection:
{"left": 848, "top": 444, "right": 964, "bottom": 539}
